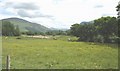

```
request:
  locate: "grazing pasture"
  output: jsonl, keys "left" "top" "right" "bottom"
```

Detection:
{"left": 2, "top": 36, "right": 118, "bottom": 69}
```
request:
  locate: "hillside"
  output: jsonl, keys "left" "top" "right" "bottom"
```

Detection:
{"left": 0, "top": 17, "right": 50, "bottom": 32}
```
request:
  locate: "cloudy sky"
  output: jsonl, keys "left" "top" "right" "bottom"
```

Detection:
{"left": 0, "top": 0, "right": 119, "bottom": 29}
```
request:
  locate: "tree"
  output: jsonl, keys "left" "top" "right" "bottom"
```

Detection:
{"left": 116, "top": 1, "right": 120, "bottom": 40}
{"left": 94, "top": 17, "right": 118, "bottom": 43}
{"left": 77, "top": 23, "right": 96, "bottom": 42}
{"left": 2, "top": 21, "right": 14, "bottom": 36}
{"left": 116, "top": 1, "right": 120, "bottom": 19}
{"left": 2, "top": 20, "right": 20, "bottom": 36}
{"left": 70, "top": 23, "right": 80, "bottom": 37}
{"left": 14, "top": 25, "right": 20, "bottom": 36}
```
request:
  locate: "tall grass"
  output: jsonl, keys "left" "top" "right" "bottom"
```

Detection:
{"left": 2, "top": 36, "right": 118, "bottom": 69}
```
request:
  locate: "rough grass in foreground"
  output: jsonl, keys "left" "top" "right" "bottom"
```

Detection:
{"left": 2, "top": 36, "right": 118, "bottom": 69}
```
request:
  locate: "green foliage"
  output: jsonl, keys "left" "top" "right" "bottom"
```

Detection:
{"left": 65, "top": 30, "right": 70, "bottom": 35}
{"left": 94, "top": 17, "right": 118, "bottom": 43}
{"left": 70, "top": 24, "right": 80, "bottom": 37}
{"left": 70, "top": 16, "right": 118, "bottom": 43}
{"left": 14, "top": 25, "right": 21, "bottom": 36}
{"left": 45, "top": 30, "right": 67, "bottom": 35}
{"left": 25, "top": 31, "right": 45, "bottom": 35}
{"left": 78, "top": 24, "right": 96, "bottom": 42}
{"left": 2, "top": 21, "right": 20, "bottom": 36}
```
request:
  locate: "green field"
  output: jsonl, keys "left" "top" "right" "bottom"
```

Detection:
{"left": 2, "top": 36, "right": 118, "bottom": 69}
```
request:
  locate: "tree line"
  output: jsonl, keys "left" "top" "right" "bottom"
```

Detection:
{"left": 70, "top": 16, "right": 119, "bottom": 43}
{"left": 21, "top": 30, "right": 67, "bottom": 36}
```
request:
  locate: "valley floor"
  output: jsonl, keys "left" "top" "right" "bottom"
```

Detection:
{"left": 2, "top": 36, "right": 118, "bottom": 69}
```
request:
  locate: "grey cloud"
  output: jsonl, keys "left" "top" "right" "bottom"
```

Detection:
{"left": 17, "top": 10, "right": 32, "bottom": 18}
{"left": 5, "top": 2, "right": 39, "bottom": 10}
{"left": 17, "top": 9, "right": 54, "bottom": 18}
{"left": 5, "top": 2, "right": 13, "bottom": 6}
{"left": 13, "top": 3, "right": 39, "bottom": 10}
{"left": 94, "top": 5, "right": 104, "bottom": 8}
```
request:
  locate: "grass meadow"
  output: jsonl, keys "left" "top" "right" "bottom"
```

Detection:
{"left": 2, "top": 36, "right": 118, "bottom": 69}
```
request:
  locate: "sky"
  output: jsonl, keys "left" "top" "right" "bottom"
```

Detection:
{"left": 0, "top": 0, "right": 119, "bottom": 29}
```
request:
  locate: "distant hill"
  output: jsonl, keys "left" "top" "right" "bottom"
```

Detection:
{"left": 80, "top": 21, "right": 94, "bottom": 25}
{"left": 50, "top": 27, "right": 68, "bottom": 31}
{"left": 0, "top": 17, "right": 50, "bottom": 32}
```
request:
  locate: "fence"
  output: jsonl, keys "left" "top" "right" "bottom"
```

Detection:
{"left": 6, "top": 55, "right": 10, "bottom": 71}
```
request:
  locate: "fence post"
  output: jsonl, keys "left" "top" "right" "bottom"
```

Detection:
{"left": 6, "top": 55, "right": 10, "bottom": 71}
